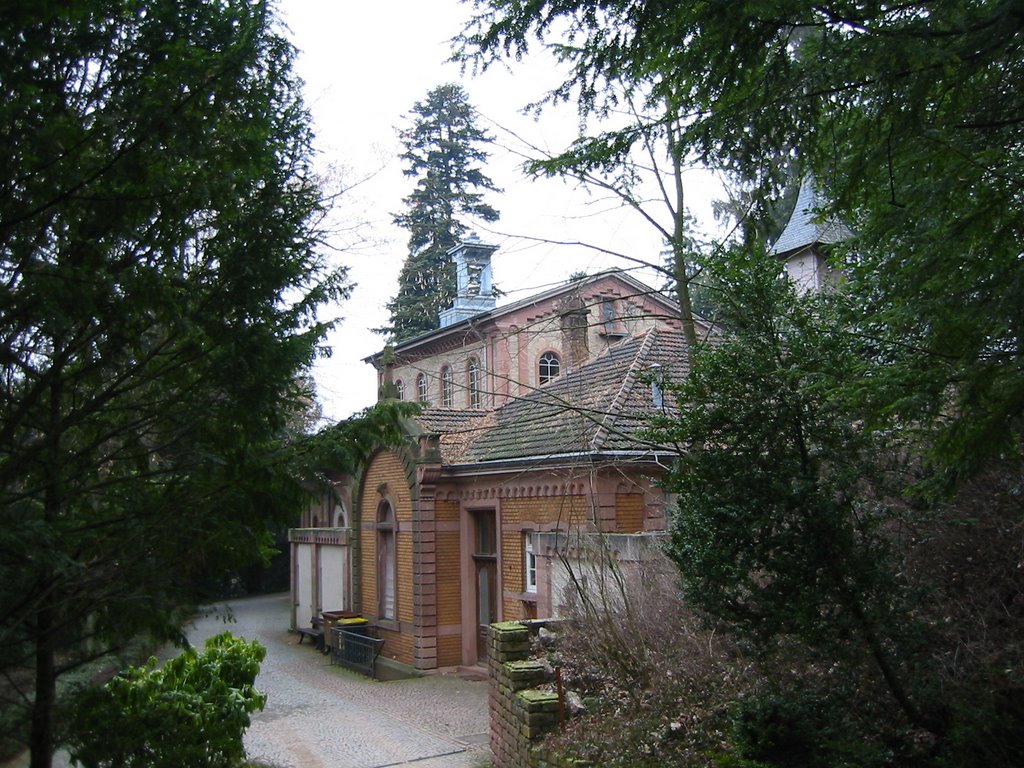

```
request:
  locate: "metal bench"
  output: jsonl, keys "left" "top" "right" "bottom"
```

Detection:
{"left": 331, "top": 626, "right": 385, "bottom": 678}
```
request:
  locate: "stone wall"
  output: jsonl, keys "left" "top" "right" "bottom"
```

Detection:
{"left": 488, "top": 620, "right": 582, "bottom": 768}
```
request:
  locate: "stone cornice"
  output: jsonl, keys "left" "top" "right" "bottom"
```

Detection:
{"left": 288, "top": 528, "right": 352, "bottom": 546}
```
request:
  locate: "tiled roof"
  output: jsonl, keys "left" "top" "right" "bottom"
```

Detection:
{"left": 413, "top": 327, "right": 690, "bottom": 465}
{"left": 414, "top": 408, "right": 494, "bottom": 465}
{"left": 770, "top": 176, "right": 853, "bottom": 256}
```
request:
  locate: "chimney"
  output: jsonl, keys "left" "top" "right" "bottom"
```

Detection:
{"left": 559, "top": 296, "right": 590, "bottom": 367}
{"left": 438, "top": 233, "right": 499, "bottom": 328}
{"left": 378, "top": 345, "right": 398, "bottom": 400}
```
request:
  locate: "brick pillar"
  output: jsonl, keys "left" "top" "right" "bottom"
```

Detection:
{"left": 488, "top": 621, "right": 564, "bottom": 768}
{"left": 413, "top": 469, "right": 439, "bottom": 670}
{"left": 559, "top": 297, "right": 590, "bottom": 368}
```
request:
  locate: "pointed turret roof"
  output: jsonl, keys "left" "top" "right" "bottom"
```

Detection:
{"left": 769, "top": 176, "right": 853, "bottom": 256}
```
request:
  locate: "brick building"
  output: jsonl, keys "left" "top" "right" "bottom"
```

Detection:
{"left": 290, "top": 237, "right": 709, "bottom": 671}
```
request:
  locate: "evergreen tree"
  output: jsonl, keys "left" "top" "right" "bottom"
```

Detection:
{"left": 0, "top": 2, "right": 406, "bottom": 764}
{"left": 463, "top": 2, "right": 1024, "bottom": 762}
{"left": 385, "top": 83, "right": 499, "bottom": 342}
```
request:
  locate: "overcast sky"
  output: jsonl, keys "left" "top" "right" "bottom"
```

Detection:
{"left": 277, "top": 1, "right": 722, "bottom": 421}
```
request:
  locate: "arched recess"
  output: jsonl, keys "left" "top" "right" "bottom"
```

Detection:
{"left": 333, "top": 499, "right": 349, "bottom": 528}
{"left": 376, "top": 499, "right": 396, "bottom": 620}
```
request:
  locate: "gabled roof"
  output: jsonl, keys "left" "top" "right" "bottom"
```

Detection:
{"left": 415, "top": 326, "right": 689, "bottom": 466}
{"left": 769, "top": 176, "right": 853, "bottom": 257}
{"left": 369, "top": 268, "right": 682, "bottom": 365}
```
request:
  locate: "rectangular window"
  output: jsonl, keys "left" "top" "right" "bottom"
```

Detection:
{"left": 600, "top": 298, "right": 626, "bottom": 337}
{"left": 524, "top": 532, "right": 537, "bottom": 593}
{"left": 377, "top": 501, "right": 396, "bottom": 620}
{"left": 474, "top": 510, "right": 496, "bottom": 556}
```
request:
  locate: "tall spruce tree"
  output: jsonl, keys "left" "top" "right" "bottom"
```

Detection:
{"left": 385, "top": 83, "right": 499, "bottom": 342}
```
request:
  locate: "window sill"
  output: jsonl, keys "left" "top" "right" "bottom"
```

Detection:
{"left": 507, "top": 590, "right": 538, "bottom": 602}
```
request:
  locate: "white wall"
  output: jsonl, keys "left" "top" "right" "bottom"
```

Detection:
{"left": 296, "top": 543, "right": 314, "bottom": 627}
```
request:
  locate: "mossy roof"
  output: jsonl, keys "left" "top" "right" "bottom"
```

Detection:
{"left": 414, "top": 326, "right": 690, "bottom": 465}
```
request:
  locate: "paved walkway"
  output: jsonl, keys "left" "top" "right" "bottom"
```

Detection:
{"left": 188, "top": 593, "right": 492, "bottom": 768}
{"left": 5, "top": 593, "right": 491, "bottom": 768}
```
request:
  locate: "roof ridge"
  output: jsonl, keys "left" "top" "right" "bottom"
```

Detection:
{"left": 589, "top": 328, "right": 659, "bottom": 452}
{"left": 379, "top": 269, "right": 681, "bottom": 358}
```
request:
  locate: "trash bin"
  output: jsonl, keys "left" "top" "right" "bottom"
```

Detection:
{"left": 320, "top": 611, "right": 368, "bottom": 652}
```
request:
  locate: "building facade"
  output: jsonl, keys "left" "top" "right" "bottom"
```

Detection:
{"left": 289, "top": 237, "right": 710, "bottom": 670}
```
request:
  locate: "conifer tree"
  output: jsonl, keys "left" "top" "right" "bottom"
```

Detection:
{"left": 385, "top": 83, "right": 499, "bottom": 342}
{"left": 0, "top": 2, "right": 406, "bottom": 764}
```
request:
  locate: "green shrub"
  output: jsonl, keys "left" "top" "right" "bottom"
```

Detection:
{"left": 728, "top": 687, "right": 892, "bottom": 768}
{"left": 65, "top": 632, "right": 266, "bottom": 768}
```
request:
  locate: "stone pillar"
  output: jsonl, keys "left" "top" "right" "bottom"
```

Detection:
{"left": 488, "top": 621, "right": 566, "bottom": 768}
{"left": 413, "top": 462, "right": 440, "bottom": 669}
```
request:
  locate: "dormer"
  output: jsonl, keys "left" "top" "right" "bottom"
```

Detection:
{"left": 438, "top": 234, "right": 498, "bottom": 328}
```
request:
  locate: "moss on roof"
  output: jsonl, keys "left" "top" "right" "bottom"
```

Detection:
{"left": 412, "top": 327, "right": 691, "bottom": 465}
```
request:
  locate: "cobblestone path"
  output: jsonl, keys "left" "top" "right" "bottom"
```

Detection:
{"left": 188, "top": 593, "right": 492, "bottom": 768}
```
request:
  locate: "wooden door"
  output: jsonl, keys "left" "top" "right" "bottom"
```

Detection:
{"left": 472, "top": 510, "right": 497, "bottom": 661}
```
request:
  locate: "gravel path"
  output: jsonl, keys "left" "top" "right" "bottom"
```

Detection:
{"left": 187, "top": 593, "right": 492, "bottom": 768}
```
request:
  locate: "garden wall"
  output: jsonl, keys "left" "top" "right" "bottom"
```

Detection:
{"left": 488, "top": 620, "right": 580, "bottom": 768}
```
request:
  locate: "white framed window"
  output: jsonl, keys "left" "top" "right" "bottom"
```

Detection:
{"left": 417, "top": 372, "right": 428, "bottom": 403}
{"left": 395, "top": 379, "right": 405, "bottom": 401}
{"left": 468, "top": 357, "right": 481, "bottom": 408}
{"left": 538, "top": 351, "right": 560, "bottom": 384}
{"left": 441, "top": 365, "right": 453, "bottom": 407}
{"left": 524, "top": 532, "right": 537, "bottom": 593}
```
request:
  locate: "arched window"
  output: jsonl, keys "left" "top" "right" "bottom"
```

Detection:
{"left": 333, "top": 500, "right": 348, "bottom": 528}
{"left": 539, "top": 351, "right": 561, "bottom": 384}
{"left": 416, "top": 373, "right": 428, "bottom": 403}
{"left": 395, "top": 379, "right": 405, "bottom": 401}
{"left": 600, "top": 298, "right": 626, "bottom": 337}
{"left": 441, "top": 365, "right": 453, "bottom": 408}
{"left": 377, "top": 501, "right": 396, "bottom": 619}
{"left": 467, "top": 357, "right": 481, "bottom": 408}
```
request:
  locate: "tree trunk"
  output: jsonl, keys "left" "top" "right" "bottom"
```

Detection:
{"left": 668, "top": 122, "right": 699, "bottom": 361}
{"left": 29, "top": 599, "right": 56, "bottom": 768}
{"left": 30, "top": 370, "right": 63, "bottom": 768}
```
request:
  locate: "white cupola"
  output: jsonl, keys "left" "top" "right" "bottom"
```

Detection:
{"left": 438, "top": 233, "right": 498, "bottom": 328}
